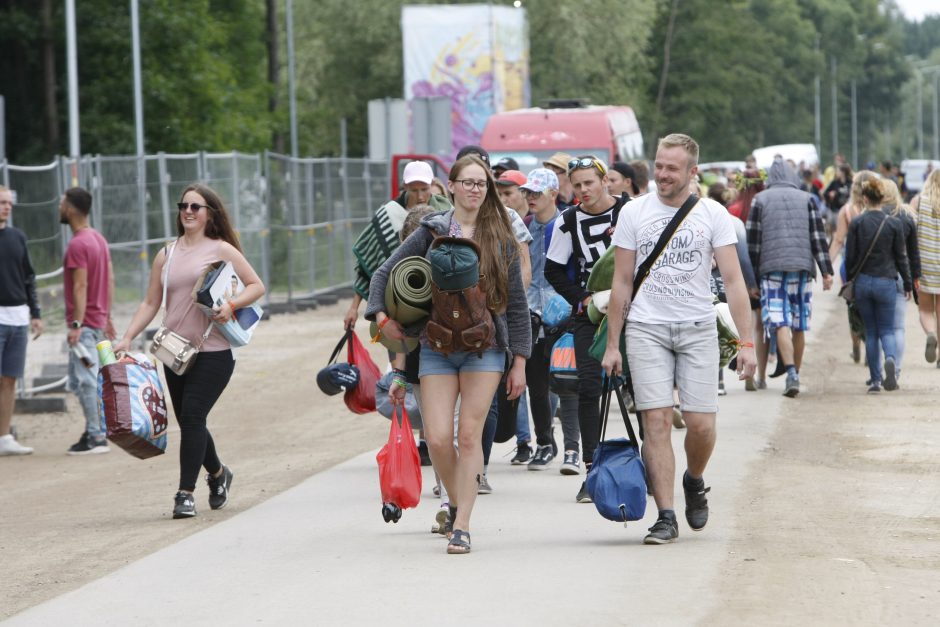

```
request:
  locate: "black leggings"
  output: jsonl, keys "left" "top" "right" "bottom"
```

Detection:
{"left": 572, "top": 316, "right": 603, "bottom": 465}
{"left": 164, "top": 350, "right": 235, "bottom": 492}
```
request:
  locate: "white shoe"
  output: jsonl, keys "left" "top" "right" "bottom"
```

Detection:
{"left": 0, "top": 434, "right": 34, "bottom": 456}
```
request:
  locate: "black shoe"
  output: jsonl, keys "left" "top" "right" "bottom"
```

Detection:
{"left": 173, "top": 491, "right": 196, "bottom": 519}
{"left": 644, "top": 513, "right": 679, "bottom": 544}
{"left": 575, "top": 480, "right": 592, "bottom": 503}
{"left": 510, "top": 442, "right": 533, "bottom": 465}
{"left": 67, "top": 432, "right": 110, "bottom": 455}
{"left": 206, "top": 465, "right": 234, "bottom": 510}
{"left": 683, "top": 472, "right": 710, "bottom": 531}
{"left": 418, "top": 440, "right": 432, "bottom": 467}
{"left": 527, "top": 445, "right": 554, "bottom": 470}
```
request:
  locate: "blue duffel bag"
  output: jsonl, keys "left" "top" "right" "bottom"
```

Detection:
{"left": 585, "top": 377, "right": 647, "bottom": 524}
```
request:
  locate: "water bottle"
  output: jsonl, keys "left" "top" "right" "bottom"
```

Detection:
{"left": 96, "top": 340, "right": 117, "bottom": 366}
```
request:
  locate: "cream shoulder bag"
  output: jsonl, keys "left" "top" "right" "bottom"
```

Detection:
{"left": 149, "top": 241, "right": 213, "bottom": 375}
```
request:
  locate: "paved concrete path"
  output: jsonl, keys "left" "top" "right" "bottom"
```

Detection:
{"left": 7, "top": 304, "right": 823, "bottom": 626}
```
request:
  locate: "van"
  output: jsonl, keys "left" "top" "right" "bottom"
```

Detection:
{"left": 480, "top": 103, "right": 644, "bottom": 173}
{"left": 900, "top": 159, "right": 936, "bottom": 194}
{"left": 751, "top": 144, "right": 819, "bottom": 170}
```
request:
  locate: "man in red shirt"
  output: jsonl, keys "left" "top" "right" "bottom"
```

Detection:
{"left": 60, "top": 187, "right": 115, "bottom": 455}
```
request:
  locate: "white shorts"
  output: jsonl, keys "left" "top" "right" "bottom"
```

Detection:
{"left": 625, "top": 320, "right": 719, "bottom": 414}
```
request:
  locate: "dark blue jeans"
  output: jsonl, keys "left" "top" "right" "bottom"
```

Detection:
{"left": 854, "top": 274, "right": 898, "bottom": 385}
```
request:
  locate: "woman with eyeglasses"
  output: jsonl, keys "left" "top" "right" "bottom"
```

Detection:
{"left": 113, "top": 183, "right": 265, "bottom": 518}
{"left": 366, "top": 155, "right": 531, "bottom": 554}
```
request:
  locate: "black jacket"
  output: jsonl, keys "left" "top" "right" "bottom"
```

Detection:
{"left": 845, "top": 210, "right": 912, "bottom": 292}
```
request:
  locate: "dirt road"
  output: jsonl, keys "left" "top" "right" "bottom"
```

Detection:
{"left": 1, "top": 296, "right": 938, "bottom": 624}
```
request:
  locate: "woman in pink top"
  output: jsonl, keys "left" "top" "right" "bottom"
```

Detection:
{"left": 114, "top": 184, "right": 265, "bottom": 519}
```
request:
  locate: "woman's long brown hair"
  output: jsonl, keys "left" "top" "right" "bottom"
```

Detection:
{"left": 176, "top": 183, "right": 243, "bottom": 253}
{"left": 448, "top": 156, "right": 517, "bottom": 313}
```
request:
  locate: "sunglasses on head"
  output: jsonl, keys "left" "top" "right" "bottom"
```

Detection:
{"left": 567, "top": 157, "right": 607, "bottom": 176}
{"left": 177, "top": 202, "right": 209, "bottom": 213}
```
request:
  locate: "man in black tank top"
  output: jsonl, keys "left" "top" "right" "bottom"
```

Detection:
{"left": 544, "top": 156, "right": 628, "bottom": 503}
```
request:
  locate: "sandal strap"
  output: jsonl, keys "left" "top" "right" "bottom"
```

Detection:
{"left": 448, "top": 529, "right": 471, "bottom": 548}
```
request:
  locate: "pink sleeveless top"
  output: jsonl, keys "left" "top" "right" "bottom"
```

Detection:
{"left": 162, "top": 238, "right": 230, "bottom": 352}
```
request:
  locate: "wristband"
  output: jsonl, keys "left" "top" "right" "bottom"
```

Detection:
{"left": 228, "top": 301, "right": 237, "bottom": 316}
{"left": 733, "top": 340, "right": 754, "bottom": 349}
{"left": 378, "top": 316, "right": 391, "bottom": 330}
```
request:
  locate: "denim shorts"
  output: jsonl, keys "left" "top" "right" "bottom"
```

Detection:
{"left": 625, "top": 320, "right": 719, "bottom": 414}
{"left": 418, "top": 345, "right": 506, "bottom": 377}
{"left": 0, "top": 324, "right": 29, "bottom": 378}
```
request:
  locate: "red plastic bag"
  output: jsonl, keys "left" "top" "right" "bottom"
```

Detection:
{"left": 376, "top": 406, "right": 422, "bottom": 510}
{"left": 344, "top": 328, "right": 381, "bottom": 414}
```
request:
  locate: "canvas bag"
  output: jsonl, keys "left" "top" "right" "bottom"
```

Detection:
{"left": 585, "top": 377, "right": 647, "bottom": 523}
{"left": 97, "top": 354, "right": 169, "bottom": 459}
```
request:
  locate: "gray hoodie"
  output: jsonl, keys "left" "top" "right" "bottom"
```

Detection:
{"left": 747, "top": 159, "right": 833, "bottom": 277}
{"left": 364, "top": 209, "right": 531, "bottom": 359}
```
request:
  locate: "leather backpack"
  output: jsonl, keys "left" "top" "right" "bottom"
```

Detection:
{"left": 425, "top": 237, "right": 496, "bottom": 356}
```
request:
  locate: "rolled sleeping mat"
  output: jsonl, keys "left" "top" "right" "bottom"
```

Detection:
{"left": 385, "top": 256, "right": 432, "bottom": 325}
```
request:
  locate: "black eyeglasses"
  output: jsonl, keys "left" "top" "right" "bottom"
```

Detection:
{"left": 455, "top": 179, "right": 489, "bottom": 191}
{"left": 567, "top": 157, "right": 607, "bottom": 176}
{"left": 177, "top": 202, "right": 209, "bottom": 213}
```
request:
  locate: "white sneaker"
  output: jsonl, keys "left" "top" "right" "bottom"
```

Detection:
{"left": 0, "top": 434, "right": 34, "bottom": 456}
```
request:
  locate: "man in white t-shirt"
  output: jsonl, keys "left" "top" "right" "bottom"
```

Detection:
{"left": 602, "top": 134, "right": 756, "bottom": 545}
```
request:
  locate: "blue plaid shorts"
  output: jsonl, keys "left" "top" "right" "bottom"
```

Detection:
{"left": 760, "top": 271, "right": 813, "bottom": 332}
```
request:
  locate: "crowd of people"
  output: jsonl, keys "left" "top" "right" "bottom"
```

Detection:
{"left": 2, "top": 136, "right": 936, "bottom": 550}
{"left": 345, "top": 137, "right": 940, "bottom": 553}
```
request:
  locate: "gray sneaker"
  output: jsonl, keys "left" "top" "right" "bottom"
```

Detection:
{"left": 644, "top": 513, "right": 679, "bottom": 544}
{"left": 527, "top": 445, "right": 554, "bottom": 471}
{"left": 477, "top": 474, "right": 492, "bottom": 495}
{"left": 783, "top": 374, "right": 800, "bottom": 398}
{"left": 206, "top": 465, "right": 234, "bottom": 510}
{"left": 172, "top": 491, "right": 196, "bottom": 519}
{"left": 575, "top": 480, "right": 592, "bottom": 503}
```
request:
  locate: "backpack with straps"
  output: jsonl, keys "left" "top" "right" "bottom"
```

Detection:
{"left": 424, "top": 237, "right": 497, "bottom": 356}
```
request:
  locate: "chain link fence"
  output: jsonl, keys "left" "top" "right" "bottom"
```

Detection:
{"left": 1, "top": 151, "right": 390, "bottom": 392}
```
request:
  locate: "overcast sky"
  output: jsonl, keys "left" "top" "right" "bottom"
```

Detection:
{"left": 895, "top": 0, "right": 939, "bottom": 22}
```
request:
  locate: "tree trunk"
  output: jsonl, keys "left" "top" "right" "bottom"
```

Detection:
{"left": 41, "top": 0, "right": 60, "bottom": 154}
{"left": 652, "top": 0, "right": 680, "bottom": 155}
{"left": 266, "top": 0, "right": 284, "bottom": 154}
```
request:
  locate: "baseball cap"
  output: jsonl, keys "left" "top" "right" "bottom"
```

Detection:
{"left": 543, "top": 152, "right": 574, "bottom": 172}
{"left": 402, "top": 161, "right": 434, "bottom": 185}
{"left": 520, "top": 168, "right": 560, "bottom": 193}
{"left": 456, "top": 145, "right": 490, "bottom": 166}
{"left": 496, "top": 170, "right": 527, "bottom": 187}
{"left": 493, "top": 157, "right": 519, "bottom": 172}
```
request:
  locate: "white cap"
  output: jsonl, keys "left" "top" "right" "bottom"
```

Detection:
{"left": 403, "top": 161, "right": 434, "bottom": 185}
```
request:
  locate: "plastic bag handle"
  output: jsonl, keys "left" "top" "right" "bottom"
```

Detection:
{"left": 599, "top": 376, "right": 639, "bottom": 448}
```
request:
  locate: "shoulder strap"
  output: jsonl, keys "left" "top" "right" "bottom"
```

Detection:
{"left": 632, "top": 194, "right": 699, "bottom": 299}
{"left": 848, "top": 213, "right": 888, "bottom": 282}
{"left": 562, "top": 206, "right": 581, "bottom": 262}
{"left": 598, "top": 376, "right": 639, "bottom": 447}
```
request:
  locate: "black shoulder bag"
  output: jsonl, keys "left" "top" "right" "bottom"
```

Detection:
{"left": 840, "top": 214, "right": 887, "bottom": 304}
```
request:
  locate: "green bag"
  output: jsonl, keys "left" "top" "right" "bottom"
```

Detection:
{"left": 586, "top": 245, "right": 616, "bottom": 292}
{"left": 589, "top": 316, "right": 628, "bottom": 368}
